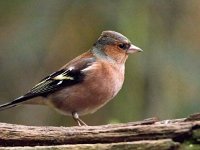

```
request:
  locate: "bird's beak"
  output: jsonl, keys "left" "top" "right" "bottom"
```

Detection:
{"left": 127, "top": 44, "right": 143, "bottom": 54}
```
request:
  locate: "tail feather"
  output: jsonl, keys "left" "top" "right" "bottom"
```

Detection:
{"left": 0, "top": 95, "right": 36, "bottom": 111}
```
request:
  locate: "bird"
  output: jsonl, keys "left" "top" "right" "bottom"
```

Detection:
{"left": 0, "top": 31, "right": 142, "bottom": 126}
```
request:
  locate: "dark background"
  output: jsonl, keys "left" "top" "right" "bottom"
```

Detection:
{"left": 0, "top": 0, "right": 199, "bottom": 126}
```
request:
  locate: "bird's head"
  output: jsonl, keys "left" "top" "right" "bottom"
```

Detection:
{"left": 93, "top": 31, "right": 142, "bottom": 63}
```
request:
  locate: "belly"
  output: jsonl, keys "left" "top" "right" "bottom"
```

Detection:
{"left": 47, "top": 75, "right": 124, "bottom": 116}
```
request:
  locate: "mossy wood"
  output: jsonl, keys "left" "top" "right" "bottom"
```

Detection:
{"left": 0, "top": 113, "right": 199, "bottom": 150}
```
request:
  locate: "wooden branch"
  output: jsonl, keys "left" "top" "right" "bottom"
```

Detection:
{"left": 0, "top": 113, "right": 200, "bottom": 150}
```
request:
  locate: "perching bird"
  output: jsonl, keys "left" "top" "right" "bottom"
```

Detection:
{"left": 0, "top": 31, "right": 142, "bottom": 126}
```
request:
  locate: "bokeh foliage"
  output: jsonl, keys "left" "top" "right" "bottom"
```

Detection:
{"left": 0, "top": 0, "right": 200, "bottom": 126}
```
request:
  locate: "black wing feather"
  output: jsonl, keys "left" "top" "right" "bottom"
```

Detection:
{"left": 27, "top": 68, "right": 85, "bottom": 97}
{"left": 0, "top": 57, "right": 96, "bottom": 111}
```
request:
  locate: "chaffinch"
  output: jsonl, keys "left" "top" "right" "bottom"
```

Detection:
{"left": 0, "top": 31, "right": 142, "bottom": 126}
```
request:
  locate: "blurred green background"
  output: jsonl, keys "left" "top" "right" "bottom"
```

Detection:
{"left": 0, "top": 0, "right": 200, "bottom": 126}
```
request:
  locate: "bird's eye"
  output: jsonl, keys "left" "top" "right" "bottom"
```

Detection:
{"left": 118, "top": 43, "right": 130, "bottom": 50}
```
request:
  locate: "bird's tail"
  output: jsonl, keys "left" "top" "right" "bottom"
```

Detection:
{"left": 0, "top": 95, "right": 35, "bottom": 111}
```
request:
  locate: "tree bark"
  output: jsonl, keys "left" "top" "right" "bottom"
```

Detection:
{"left": 0, "top": 113, "right": 200, "bottom": 150}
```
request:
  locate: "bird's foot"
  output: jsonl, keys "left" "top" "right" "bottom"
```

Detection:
{"left": 72, "top": 112, "right": 88, "bottom": 126}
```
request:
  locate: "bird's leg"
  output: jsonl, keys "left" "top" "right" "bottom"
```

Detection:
{"left": 72, "top": 112, "right": 87, "bottom": 126}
